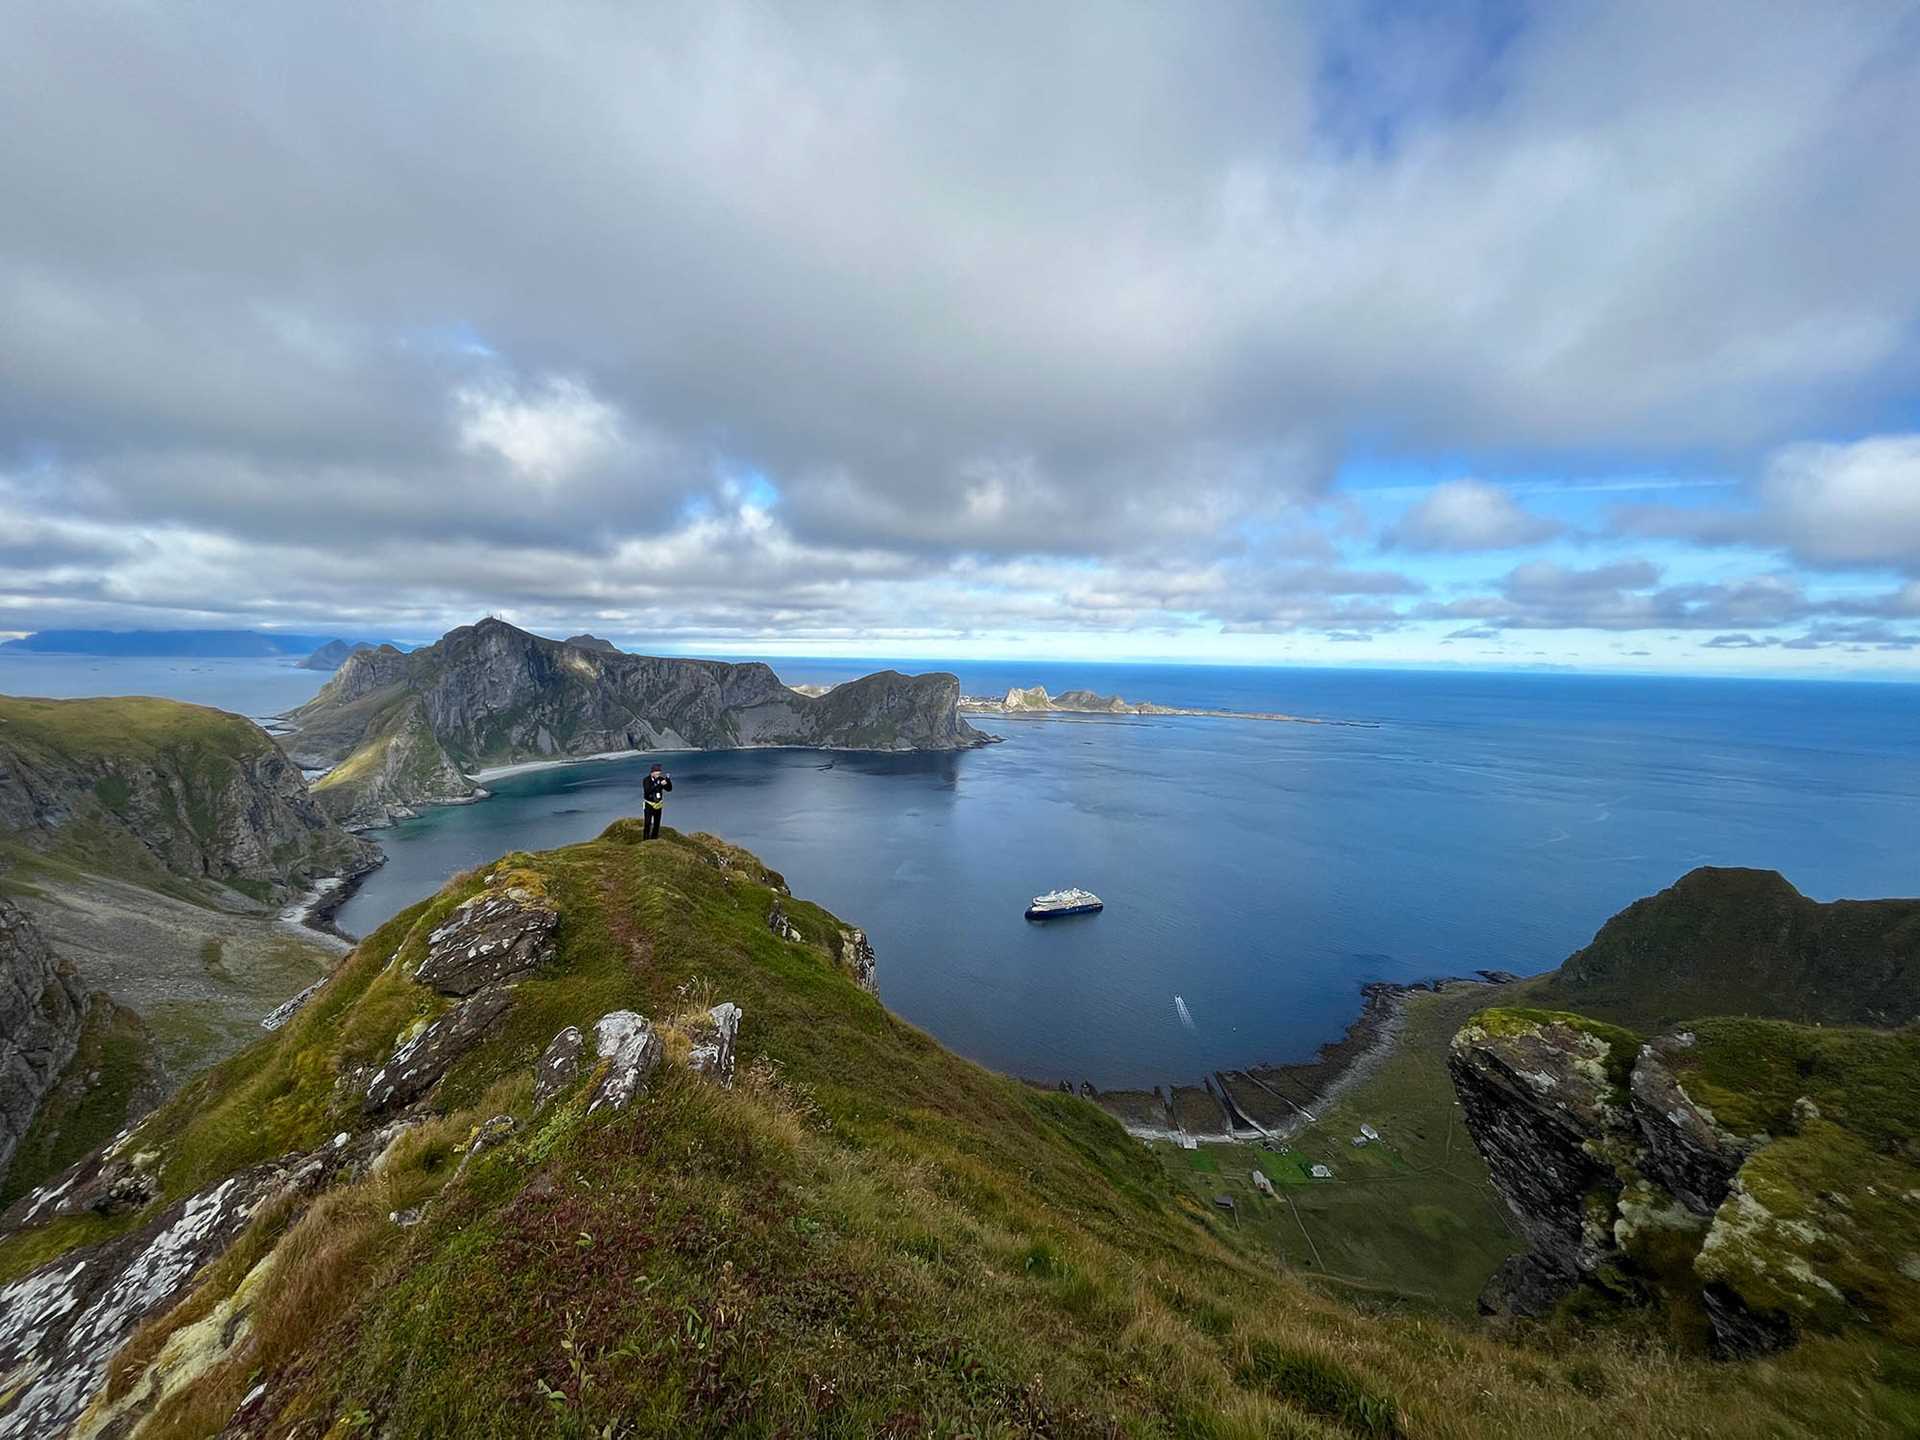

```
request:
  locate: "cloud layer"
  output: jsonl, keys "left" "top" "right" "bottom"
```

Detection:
{"left": 1, "top": 2, "right": 1917, "bottom": 666}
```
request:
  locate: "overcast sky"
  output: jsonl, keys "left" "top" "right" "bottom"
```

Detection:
{"left": 3, "top": 2, "right": 1918, "bottom": 675}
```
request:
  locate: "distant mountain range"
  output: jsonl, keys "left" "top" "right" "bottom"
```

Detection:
{"left": 0, "top": 629, "right": 404, "bottom": 659}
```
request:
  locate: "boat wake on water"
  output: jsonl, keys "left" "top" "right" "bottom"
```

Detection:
{"left": 1174, "top": 995, "right": 1196, "bottom": 1032}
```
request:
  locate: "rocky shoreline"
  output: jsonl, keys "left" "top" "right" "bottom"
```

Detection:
{"left": 1063, "top": 970, "right": 1521, "bottom": 1145}
{"left": 278, "top": 853, "right": 385, "bottom": 945}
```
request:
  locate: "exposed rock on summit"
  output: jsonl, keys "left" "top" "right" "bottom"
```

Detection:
{"left": 415, "top": 890, "right": 558, "bottom": 996}
{"left": 533, "top": 1025, "right": 586, "bottom": 1109}
{"left": 587, "top": 1011, "right": 662, "bottom": 1115}
{"left": 364, "top": 988, "right": 516, "bottom": 1115}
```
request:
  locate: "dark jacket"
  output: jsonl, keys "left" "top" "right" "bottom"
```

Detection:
{"left": 643, "top": 772, "right": 673, "bottom": 807}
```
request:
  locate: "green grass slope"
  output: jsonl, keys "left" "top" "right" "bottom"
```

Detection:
{"left": 12, "top": 831, "right": 1917, "bottom": 1437}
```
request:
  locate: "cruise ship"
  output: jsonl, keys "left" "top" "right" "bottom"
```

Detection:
{"left": 1024, "top": 887, "right": 1104, "bottom": 920}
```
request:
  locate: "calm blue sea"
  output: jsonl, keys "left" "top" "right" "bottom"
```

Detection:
{"left": 7, "top": 652, "right": 1917, "bottom": 1086}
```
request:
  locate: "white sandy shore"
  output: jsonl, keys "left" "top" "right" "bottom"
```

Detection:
{"left": 466, "top": 748, "right": 676, "bottom": 782}
{"left": 275, "top": 878, "right": 353, "bottom": 954}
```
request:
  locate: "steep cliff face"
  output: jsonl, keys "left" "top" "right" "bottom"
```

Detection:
{"left": 304, "top": 695, "right": 483, "bottom": 829}
{"left": 1452, "top": 1009, "right": 1920, "bottom": 1357}
{"left": 289, "top": 618, "right": 990, "bottom": 824}
{"left": 0, "top": 696, "right": 378, "bottom": 903}
{"left": 1533, "top": 867, "right": 1920, "bottom": 1031}
{"left": 0, "top": 900, "right": 87, "bottom": 1190}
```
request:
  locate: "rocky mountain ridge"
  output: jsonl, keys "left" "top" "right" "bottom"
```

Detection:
{"left": 1, "top": 838, "right": 1916, "bottom": 1435}
{"left": 287, "top": 617, "right": 991, "bottom": 826}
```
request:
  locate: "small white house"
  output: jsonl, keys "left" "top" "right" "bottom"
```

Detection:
{"left": 1251, "top": 1169, "right": 1275, "bottom": 1197}
{"left": 1309, "top": 1164, "right": 1334, "bottom": 1180}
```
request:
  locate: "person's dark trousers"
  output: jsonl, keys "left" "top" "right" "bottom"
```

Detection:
{"left": 643, "top": 806, "right": 662, "bottom": 840}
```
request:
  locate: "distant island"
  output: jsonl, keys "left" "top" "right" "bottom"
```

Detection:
{"left": 1, "top": 628, "right": 400, "bottom": 660}
{"left": 283, "top": 617, "right": 993, "bottom": 827}
{"left": 956, "top": 684, "right": 1378, "bottom": 727}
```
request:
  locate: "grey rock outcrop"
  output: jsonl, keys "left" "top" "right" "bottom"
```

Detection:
{"left": 686, "top": 1003, "right": 741, "bottom": 1087}
{"left": 586, "top": 1011, "right": 661, "bottom": 1115}
{"left": 415, "top": 892, "right": 559, "bottom": 996}
{"left": 287, "top": 617, "right": 989, "bottom": 824}
{"left": 534, "top": 1025, "right": 586, "bottom": 1108}
{"left": 1449, "top": 1015, "right": 1633, "bottom": 1290}
{"left": 767, "top": 900, "right": 800, "bottom": 942}
{"left": 0, "top": 900, "right": 87, "bottom": 1189}
{"left": 363, "top": 988, "right": 514, "bottom": 1114}
{"left": 1627, "top": 1036, "right": 1761, "bottom": 1216}
{"left": 1448, "top": 1012, "right": 1899, "bottom": 1357}
{"left": 0, "top": 1154, "right": 315, "bottom": 1439}
{"left": 838, "top": 929, "right": 878, "bottom": 994}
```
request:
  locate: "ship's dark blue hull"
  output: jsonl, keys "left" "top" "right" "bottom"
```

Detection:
{"left": 1024, "top": 902, "right": 1103, "bottom": 921}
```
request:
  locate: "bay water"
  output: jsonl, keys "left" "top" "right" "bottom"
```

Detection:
{"left": 7, "top": 652, "right": 1915, "bottom": 1086}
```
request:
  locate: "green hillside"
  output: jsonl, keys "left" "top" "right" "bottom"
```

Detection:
{"left": 5, "top": 829, "right": 1912, "bottom": 1437}
{"left": 0, "top": 694, "right": 374, "bottom": 904}
{"left": 1534, "top": 867, "right": 1920, "bottom": 1032}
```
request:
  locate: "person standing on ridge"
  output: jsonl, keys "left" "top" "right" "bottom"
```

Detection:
{"left": 641, "top": 763, "right": 673, "bottom": 840}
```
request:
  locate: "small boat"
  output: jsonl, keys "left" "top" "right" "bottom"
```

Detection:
{"left": 1025, "top": 887, "right": 1104, "bottom": 920}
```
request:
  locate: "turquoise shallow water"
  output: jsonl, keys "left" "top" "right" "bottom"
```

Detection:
{"left": 7, "top": 653, "right": 1915, "bottom": 1085}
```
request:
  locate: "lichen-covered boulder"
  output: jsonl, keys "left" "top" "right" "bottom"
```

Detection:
{"left": 414, "top": 892, "right": 558, "bottom": 996}
{"left": 838, "top": 929, "right": 877, "bottom": 994}
{"left": 0, "top": 1156, "right": 313, "bottom": 1438}
{"left": 687, "top": 1003, "right": 741, "bottom": 1087}
{"left": 1453, "top": 1010, "right": 1920, "bottom": 1357}
{"left": 587, "top": 1011, "right": 662, "bottom": 1115}
{"left": 533, "top": 1024, "right": 586, "bottom": 1108}
{"left": 1628, "top": 1034, "right": 1760, "bottom": 1217}
{"left": 364, "top": 988, "right": 514, "bottom": 1114}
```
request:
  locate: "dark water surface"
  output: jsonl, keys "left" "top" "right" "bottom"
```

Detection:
{"left": 324, "top": 666, "right": 1920, "bottom": 1086}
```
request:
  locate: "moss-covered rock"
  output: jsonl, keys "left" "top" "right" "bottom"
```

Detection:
{"left": 1452, "top": 1006, "right": 1920, "bottom": 1357}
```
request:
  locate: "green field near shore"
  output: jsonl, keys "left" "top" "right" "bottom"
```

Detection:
{"left": 1153, "top": 980, "right": 1537, "bottom": 1314}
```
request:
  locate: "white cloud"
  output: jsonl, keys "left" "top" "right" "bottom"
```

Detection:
{"left": 1616, "top": 433, "right": 1920, "bottom": 575}
{"left": 1755, "top": 435, "right": 1920, "bottom": 571}
{"left": 455, "top": 377, "right": 631, "bottom": 485}
{"left": 1383, "top": 478, "right": 1563, "bottom": 551}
